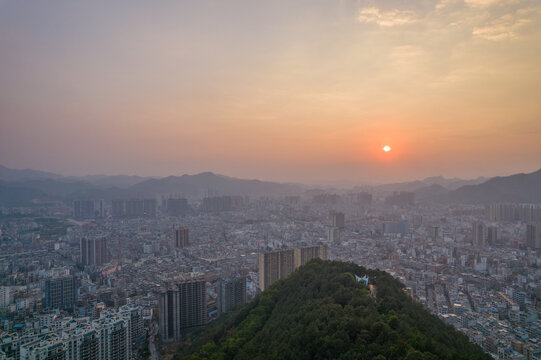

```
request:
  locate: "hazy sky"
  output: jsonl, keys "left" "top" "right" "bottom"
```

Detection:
{"left": 1, "top": 0, "right": 540, "bottom": 183}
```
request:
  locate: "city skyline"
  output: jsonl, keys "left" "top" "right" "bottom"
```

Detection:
{"left": 1, "top": 0, "right": 540, "bottom": 183}
{"left": 2, "top": 2, "right": 541, "bottom": 359}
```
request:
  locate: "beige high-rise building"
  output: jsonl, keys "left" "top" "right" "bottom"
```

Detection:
{"left": 258, "top": 245, "right": 327, "bottom": 291}
{"left": 294, "top": 245, "right": 328, "bottom": 269}
{"left": 258, "top": 249, "right": 294, "bottom": 292}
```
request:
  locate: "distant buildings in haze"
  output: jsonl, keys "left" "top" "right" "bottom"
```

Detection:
{"left": 201, "top": 196, "right": 245, "bottom": 213}
{"left": 331, "top": 212, "right": 345, "bottom": 228}
{"left": 472, "top": 221, "right": 487, "bottom": 247}
{"left": 80, "top": 237, "right": 108, "bottom": 266}
{"left": 174, "top": 227, "right": 189, "bottom": 248}
{"left": 73, "top": 199, "right": 104, "bottom": 218}
{"left": 526, "top": 223, "right": 541, "bottom": 250}
{"left": 487, "top": 203, "right": 541, "bottom": 222}
{"left": 385, "top": 191, "right": 415, "bottom": 206}
{"left": 111, "top": 198, "right": 157, "bottom": 217}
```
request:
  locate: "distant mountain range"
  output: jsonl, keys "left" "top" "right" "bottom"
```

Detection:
{"left": 129, "top": 172, "right": 303, "bottom": 197}
{"left": 445, "top": 168, "right": 541, "bottom": 204}
{"left": 0, "top": 165, "right": 304, "bottom": 205}
{"left": 1, "top": 164, "right": 540, "bottom": 205}
{"left": 0, "top": 164, "right": 63, "bottom": 182}
{"left": 390, "top": 169, "right": 541, "bottom": 204}
{"left": 376, "top": 175, "right": 487, "bottom": 192}
{"left": 0, "top": 165, "right": 153, "bottom": 188}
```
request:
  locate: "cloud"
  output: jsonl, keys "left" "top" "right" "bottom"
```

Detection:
{"left": 464, "top": 0, "right": 504, "bottom": 8}
{"left": 358, "top": 7, "right": 418, "bottom": 27}
{"left": 473, "top": 11, "right": 535, "bottom": 40}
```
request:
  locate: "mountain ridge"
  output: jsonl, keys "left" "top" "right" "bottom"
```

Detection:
{"left": 2, "top": 164, "right": 541, "bottom": 205}
{"left": 444, "top": 168, "right": 541, "bottom": 204}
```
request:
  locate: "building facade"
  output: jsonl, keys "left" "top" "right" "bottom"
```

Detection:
{"left": 174, "top": 227, "right": 189, "bottom": 248}
{"left": 258, "top": 245, "right": 327, "bottom": 291}
{"left": 159, "top": 280, "right": 207, "bottom": 342}
{"left": 80, "top": 238, "right": 108, "bottom": 266}
{"left": 43, "top": 276, "right": 78, "bottom": 311}
{"left": 217, "top": 276, "right": 247, "bottom": 314}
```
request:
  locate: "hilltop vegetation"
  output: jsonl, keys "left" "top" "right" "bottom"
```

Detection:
{"left": 177, "top": 260, "right": 490, "bottom": 360}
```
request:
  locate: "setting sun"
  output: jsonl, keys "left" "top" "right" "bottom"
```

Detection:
{"left": 383, "top": 146, "right": 391, "bottom": 152}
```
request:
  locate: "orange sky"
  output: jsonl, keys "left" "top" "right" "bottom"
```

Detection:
{"left": 1, "top": 1, "right": 540, "bottom": 183}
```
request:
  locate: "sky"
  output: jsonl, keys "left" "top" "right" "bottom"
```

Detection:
{"left": 1, "top": 0, "right": 540, "bottom": 184}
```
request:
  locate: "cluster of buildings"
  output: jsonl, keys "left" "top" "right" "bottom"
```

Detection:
{"left": 2, "top": 193, "right": 540, "bottom": 359}
{"left": 0, "top": 305, "right": 145, "bottom": 360}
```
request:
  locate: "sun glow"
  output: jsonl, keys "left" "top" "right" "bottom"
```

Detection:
{"left": 383, "top": 145, "right": 391, "bottom": 152}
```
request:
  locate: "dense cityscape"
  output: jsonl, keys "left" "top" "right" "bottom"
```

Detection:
{"left": 2, "top": 0, "right": 541, "bottom": 358}
{"left": 1, "top": 177, "right": 540, "bottom": 359}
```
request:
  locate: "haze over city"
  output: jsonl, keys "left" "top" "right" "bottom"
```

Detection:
{"left": 2, "top": 2, "right": 541, "bottom": 360}
{"left": 1, "top": 0, "right": 540, "bottom": 183}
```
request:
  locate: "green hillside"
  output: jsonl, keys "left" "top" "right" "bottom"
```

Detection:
{"left": 178, "top": 259, "right": 490, "bottom": 360}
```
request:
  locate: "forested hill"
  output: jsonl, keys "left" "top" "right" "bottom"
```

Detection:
{"left": 177, "top": 260, "right": 490, "bottom": 360}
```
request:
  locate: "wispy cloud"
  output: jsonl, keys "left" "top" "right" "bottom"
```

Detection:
{"left": 473, "top": 8, "right": 538, "bottom": 40}
{"left": 358, "top": 7, "right": 418, "bottom": 27}
{"left": 464, "top": 0, "right": 505, "bottom": 8}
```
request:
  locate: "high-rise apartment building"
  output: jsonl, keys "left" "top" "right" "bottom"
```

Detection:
{"left": 112, "top": 199, "right": 156, "bottom": 217}
{"left": 159, "top": 280, "right": 207, "bottom": 342}
{"left": 63, "top": 326, "right": 100, "bottom": 360}
{"left": 347, "top": 192, "right": 372, "bottom": 205}
{"left": 73, "top": 200, "right": 104, "bottom": 218}
{"left": 472, "top": 221, "right": 486, "bottom": 247}
{"left": 328, "top": 227, "right": 340, "bottom": 243}
{"left": 428, "top": 226, "right": 439, "bottom": 240}
{"left": 201, "top": 196, "right": 245, "bottom": 213}
{"left": 331, "top": 212, "right": 345, "bottom": 228}
{"left": 80, "top": 238, "right": 108, "bottom": 266}
{"left": 487, "top": 226, "right": 498, "bottom": 245}
{"left": 526, "top": 223, "right": 541, "bottom": 250}
{"left": 165, "top": 198, "right": 190, "bottom": 216}
{"left": 119, "top": 305, "right": 145, "bottom": 348}
{"left": 94, "top": 316, "right": 131, "bottom": 360}
{"left": 258, "top": 245, "right": 327, "bottom": 291}
{"left": 43, "top": 276, "right": 78, "bottom": 311}
{"left": 174, "top": 227, "right": 189, "bottom": 248}
{"left": 487, "top": 203, "right": 541, "bottom": 222}
{"left": 217, "top": 275, "right": 247, "bottom": 314}
{"left": 294, "top": 245, "right": 328, "bottom": 269}
{"left": 159, "top": 288, "right": 180, "bottom": 342}
{"left": 112, "top": 200, "right": 125, "bottom": 218}
{"left": 258, "top": 249, "right": 294, "bottom": 292}
{"left": 382, "top": 220, "right": 410, "bottom": 236}
{"left": 385, "top": 191, "right": 415, "bottom": 206}
{"left": 0, "top": 286, "right": 12, "bottom": 308}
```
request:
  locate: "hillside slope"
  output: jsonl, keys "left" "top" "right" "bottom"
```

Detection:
{"left": 178, "top": 260, "right": 489, "bottom": 360}
{"left": 447, "top": 168, "right": 541, "bottom": 203}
